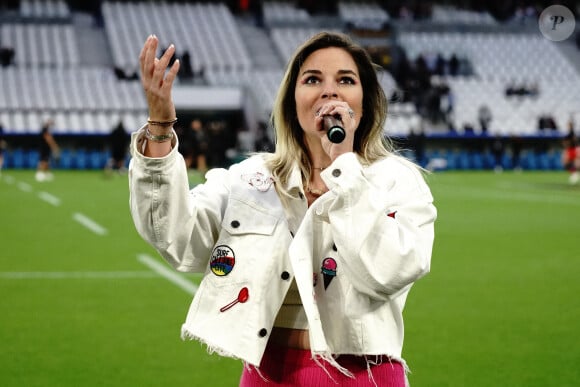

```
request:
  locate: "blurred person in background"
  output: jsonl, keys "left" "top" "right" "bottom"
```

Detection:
{"left": 174, "top": 120, "right": 193, "bottom": 168}
{"left": 407, "top": 127, "right": 426, "bottom": 167}
{"left": 105, "top": 119, "right": 130, "bottom": 175}
{"left": 129, "top": 32, "right": 436, "bottom": 387}
{"left": 0, "top": 122, "right": 5, "bottom": 175}
{"left": 177, "top": 118, "right": 209, "bottom": 171}
{"left": 35, "top": 119, "right": 59, "bottom": 182}
{"left": 190, "top": 118, "right": 208, "bottom": 172}
{"left": 491, "top": 134, "right": 505, "bottom": 172}
{"left": 206, "top": 119, "right": 230, "bottom": 168}
{"left": 254, "top": 121, "right": 275, "bottom": 152}
{"left": 562, "top": 120, "right": 579, "bottom": 184}
{"left": 510, "top": 134, "right": 523, "bottom": 172}
{"left": 478, "top": 104, "right": 492, "bottom": 134}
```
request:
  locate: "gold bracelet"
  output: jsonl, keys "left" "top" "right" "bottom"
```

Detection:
{"left": 147, "top": 117, "right": 178, "bottom": 127}
{"left": 145, "top": 127, "right": 174, "bottom": 143}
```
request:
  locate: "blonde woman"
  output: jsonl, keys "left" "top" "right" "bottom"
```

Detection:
{"left": 130, "top": 31, "right": 436, "bottom": 386}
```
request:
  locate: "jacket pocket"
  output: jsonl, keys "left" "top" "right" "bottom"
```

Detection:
{"left": 221, "top": 199, "right": 279, "bottom": 236}
{"left": 204, "top": 199, "right": 281, "bottom": 287}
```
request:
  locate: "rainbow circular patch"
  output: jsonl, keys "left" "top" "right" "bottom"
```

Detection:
{"left": 210, "top": 245, "right": 235, "bottom": 276}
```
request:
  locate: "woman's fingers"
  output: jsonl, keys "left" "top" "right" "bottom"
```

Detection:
{"left": 136, "top": 35, "right": 180, "bottom": 121}
{"left": 138, "top": 35, "right": 150, "bottom": 77}
{"left": 317, "top": 102, "right": 357, "bottom": 132}
{"left": 152, "top": 43, "right": 175, "bottom": 88}
{"left": 316, "top": 102, "right": 357, "bottom": 160}
{"left": 141, "top": 36, "right": 157, "bottom": 75}
{"left": 162, "top": 58, "right": 180, "bottom": 93}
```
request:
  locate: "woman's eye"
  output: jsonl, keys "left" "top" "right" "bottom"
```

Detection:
{"left": 340, "top": 77, "right": 355, "bottom": 85}
{"left": 305, "top": 76, "right": 319, "bottom": 84}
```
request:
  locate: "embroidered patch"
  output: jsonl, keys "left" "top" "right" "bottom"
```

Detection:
{"left": 241, "top": 172, "right": 274, "bottom": 192}
{"left": 220, "top": 287, "right": 249, "bottom": 312}
{"left": 210, "top": 245, "right": 235, "bottom": 276}
{"left": 321, "top": 257, "right": 337, "bottom": 290}
{"left": 387, "top": 210, "right": 397, "bottom": 219}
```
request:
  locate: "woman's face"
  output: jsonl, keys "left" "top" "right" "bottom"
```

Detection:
{"left": 294, "top": 47, "right": 363, "bottom": 142}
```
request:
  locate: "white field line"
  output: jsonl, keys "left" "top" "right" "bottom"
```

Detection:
{"left": 4, "top": 178, "right": 198, "bottom": 294}
{"left": 0, "top": 271, "right": 159, "bottom": 279}
{"left": 137, "top": 254, "right": 198, "bottom": 295}
{"left": 2, "top": 175, "right": 15, "bottom": 184}
{"left": 17, "top": 181, "right": 32, "bottom": 192}
{"left": 73, "top": 212, "right": 108, "bottom": 235}
{"left": 38, "top": 191, "right": 61, "bottom": 206}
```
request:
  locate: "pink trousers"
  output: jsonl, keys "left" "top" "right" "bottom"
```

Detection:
{"left": 239, "top": 342, "right": 406, "bottom": 387}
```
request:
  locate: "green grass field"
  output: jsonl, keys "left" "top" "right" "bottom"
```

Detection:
{"left": 1, "top": 168, "right": 579, "bottom": 387}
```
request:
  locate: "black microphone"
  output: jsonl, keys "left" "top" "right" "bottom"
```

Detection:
{"left": 323, "top": 115, "right": 346, "bottom": 144}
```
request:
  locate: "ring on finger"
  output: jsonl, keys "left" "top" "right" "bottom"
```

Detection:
{"left": 347, "top": 108, "right": 354, "bottom": 119}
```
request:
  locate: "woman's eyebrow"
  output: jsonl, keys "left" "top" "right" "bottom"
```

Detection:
{"left": 300, "top": 69, "right": 358, "bottom": 76}
{"left": 337, "top": 69, "right": 358, "bottom": 76}
{"left": 301, "top": 69, "right": 322, "bottom": 76}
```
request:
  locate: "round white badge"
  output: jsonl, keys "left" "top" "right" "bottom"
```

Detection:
{"left": 538, "top": 5, "right": 576, "bottom": 42}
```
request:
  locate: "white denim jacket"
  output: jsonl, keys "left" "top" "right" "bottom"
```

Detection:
{"left": 129, "top": 128, "right": 436, "bottom": 375}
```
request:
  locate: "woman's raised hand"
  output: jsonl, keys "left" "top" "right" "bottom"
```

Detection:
{"left": 139, "top": 35, "right": 180, "bottom": 122}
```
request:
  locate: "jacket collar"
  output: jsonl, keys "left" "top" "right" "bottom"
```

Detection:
{"left": 284, "top": 161, "right": 304, "bottom": 197}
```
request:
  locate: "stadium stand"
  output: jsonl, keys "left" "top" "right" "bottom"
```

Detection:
{"left": 102, "top": 2, "right": 252, "bottom": 74}
{"left": 18, "top": 0, "right": 71, "bottom": 19}
{"left": 0, "top": 0, "right": 579, "bottom": 170}
{"left": 262, "top": 1, "right": 311, "bottom": 26}
{"left": 398, "top": 31, "right": 580, "bottom": 135}
{"left": 338, "top": 1, "right": 390, "bottom": 29}
{"left": 0, "top": 23, "right": 79, "bottom": 67}
{"left": 429, "top": 4, "right": 497, "bottom": 26}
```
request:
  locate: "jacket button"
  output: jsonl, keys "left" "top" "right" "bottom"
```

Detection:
{"left": 231, "top": 220, "right": 240, "bottom": 228}
{"left": 258, "top": 328, "right": 268, "bottom": 337}
{"left": 332, "top": 168, "right": 341, "bottom": 177}
{"left": 281, "top": 271, "right": 290, "bottom": 280}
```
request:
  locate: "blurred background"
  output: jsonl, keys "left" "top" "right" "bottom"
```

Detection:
{"left": 0, "top": 0, "right": 579, "bottom": 173}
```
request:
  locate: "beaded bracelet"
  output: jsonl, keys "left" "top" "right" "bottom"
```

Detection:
{"left": 145, "top": 126, "right": 174, "bottom": 143}
{"left": 147, "top": 117, "right": 178, "bottom": 127}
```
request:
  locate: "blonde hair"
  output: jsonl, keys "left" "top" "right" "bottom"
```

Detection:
{"left": 264, "top": 31, "right": 395, "bottom": 196}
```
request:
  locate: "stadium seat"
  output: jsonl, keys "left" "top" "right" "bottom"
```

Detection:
{"left": 28, "top": 150, "right": 39, "bottom": 169}
{"left": 7, "top": 149, "right": 25, "bottom": 168}
{"left": 74, "top": 149, "right": 88, "bottom": 170}
{"left": 58, "top": 148, "right": 74, "bottom": 169}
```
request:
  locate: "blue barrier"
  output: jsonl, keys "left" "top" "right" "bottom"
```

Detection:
{"left": 424, "top": 149, "right": 564, "bottom": 171}
{"left": 4, "top": 148, "right": 565, "bottom": 171}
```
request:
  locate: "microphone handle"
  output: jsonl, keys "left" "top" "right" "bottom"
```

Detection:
{"left": 323, "top": 115, "right": 346, "bottom": 144}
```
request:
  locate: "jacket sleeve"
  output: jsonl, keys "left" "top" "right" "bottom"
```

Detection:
{"left": 321, "top": 152, "right": 436, "bottom": 300}
{"left": 128, "top": 128, "right": 229, "bottom": 273}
